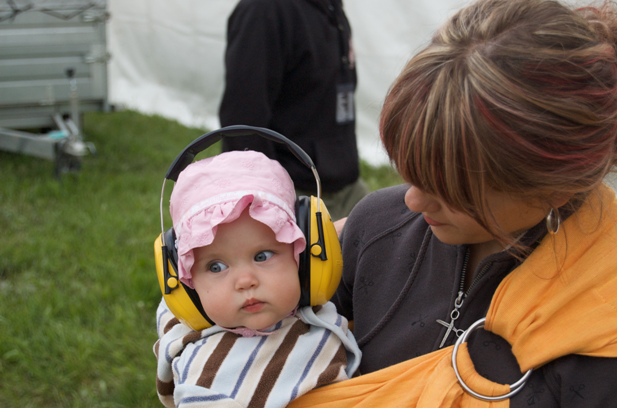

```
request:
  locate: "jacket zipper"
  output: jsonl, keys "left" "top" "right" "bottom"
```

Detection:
{"left": 437, "top": 248, "right": 492, "bottom": 348}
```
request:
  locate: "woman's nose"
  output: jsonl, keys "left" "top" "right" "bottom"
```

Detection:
{"left": 404, "top": 185, "right": 441, "bottom": 213}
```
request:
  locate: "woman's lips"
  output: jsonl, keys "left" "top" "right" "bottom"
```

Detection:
{"left": 424, "top": 215, "right": 446, "bottom": 227}
{"left": 242, "top": 298, "right": 265, "bottom": 312}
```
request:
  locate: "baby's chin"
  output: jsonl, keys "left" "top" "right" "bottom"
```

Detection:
{"left": 240, "top": 312, "right": 294, "bottom": 331}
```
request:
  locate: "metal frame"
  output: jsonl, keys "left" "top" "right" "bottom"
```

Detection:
{"left": 0, "top": 0, "right": 108, "bottom": 175}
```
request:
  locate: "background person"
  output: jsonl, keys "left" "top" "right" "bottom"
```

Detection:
{"left": 219, "top": 0, "right": 368, "bottom": 221}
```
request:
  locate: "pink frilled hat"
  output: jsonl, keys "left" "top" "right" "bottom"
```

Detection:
{"left": 169, "top": 150, "right": 306, "bottom": 288}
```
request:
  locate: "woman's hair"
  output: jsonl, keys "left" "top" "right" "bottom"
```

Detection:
{"left": 381, "top": 0, "right": 617, "bottom": 242}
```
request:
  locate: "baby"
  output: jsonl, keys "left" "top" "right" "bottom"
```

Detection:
{"left": 154, "top": 150, "right": 361, "bottom": 408}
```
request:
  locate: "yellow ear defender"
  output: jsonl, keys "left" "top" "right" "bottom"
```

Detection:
{"left": 154, "top": 125, "right": 343, "bottom": 331}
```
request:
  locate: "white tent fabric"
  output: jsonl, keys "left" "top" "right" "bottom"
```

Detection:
{"left": 106, "top": 0, "right": 470, "bottom": 165}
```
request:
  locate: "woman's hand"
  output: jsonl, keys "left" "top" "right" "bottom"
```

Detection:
{"left": 334, "top": 217, "right": 348, "bottom": 236}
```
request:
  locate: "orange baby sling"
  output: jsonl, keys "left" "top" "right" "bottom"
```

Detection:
{"left": 289, "top": 185, "right": 617, "bottom": 408}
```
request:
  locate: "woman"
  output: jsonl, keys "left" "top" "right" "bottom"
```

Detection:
{"left": 290, "top": 0, "right": 617, "bottom": 406}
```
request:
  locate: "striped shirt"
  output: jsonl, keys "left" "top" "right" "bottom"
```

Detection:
{"left": 154, "top": 299, "right": 361, "bottom": 408}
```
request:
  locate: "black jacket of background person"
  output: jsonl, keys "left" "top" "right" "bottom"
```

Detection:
{"left": 219, "top": 0, "right": 360, "bottom": 193}
{"left": 334, "top": 184, "right": 617, "bottom": 407}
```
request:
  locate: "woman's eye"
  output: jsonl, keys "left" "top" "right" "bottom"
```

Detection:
{"left": 208, "top": 262, "right": 228, "bottom": 273}
{"left": 254, "top": 251, "right": 274, "bottom": 262}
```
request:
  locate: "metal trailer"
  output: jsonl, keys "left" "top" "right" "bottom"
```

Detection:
{"left": 0, "top": 0, "right": 109, "bottom": 176}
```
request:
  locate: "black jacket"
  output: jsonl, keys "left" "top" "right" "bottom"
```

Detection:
{"left": 333, "top": 184, "right": 617, "bottom": 407}
{"left": 219, "top": 0, "right": 360, "bottom": 193}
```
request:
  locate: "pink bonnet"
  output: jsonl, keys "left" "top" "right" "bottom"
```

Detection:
{"left": 169, "top": 150, "right": 306, "bottom": 288}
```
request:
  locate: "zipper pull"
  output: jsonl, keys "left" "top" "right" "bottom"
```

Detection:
{"left": 436, "top": 291, "right": 465, "bottom": 348}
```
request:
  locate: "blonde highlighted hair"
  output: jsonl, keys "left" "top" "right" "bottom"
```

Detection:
{"left": 381, "top": 0, "right": 617, "bottom": 242}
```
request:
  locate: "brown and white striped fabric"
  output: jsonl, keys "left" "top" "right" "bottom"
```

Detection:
{"left": 154, "top": 300, "right": 361, "bottom": 408}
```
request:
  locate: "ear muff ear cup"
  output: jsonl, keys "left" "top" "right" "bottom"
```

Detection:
{"left": 154, "top": 228, "right": 214, "bottom": 331}
{"left": 296, "top": 195, "right": 343, "bottom": 307}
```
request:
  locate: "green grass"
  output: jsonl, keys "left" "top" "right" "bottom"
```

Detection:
{"left": 0, "top": 110, "right": 402, "bottom": 407}
{"left": 360, "top": 160, "right": 403, "bottom": 193}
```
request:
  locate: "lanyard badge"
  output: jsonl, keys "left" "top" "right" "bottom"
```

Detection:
{"left": 336, "top": 83, "right": 355, "bottom": 124}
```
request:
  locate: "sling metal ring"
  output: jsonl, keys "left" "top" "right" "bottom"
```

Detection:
{"left": 452, "top": 317, "right": 533, "bottom": 401}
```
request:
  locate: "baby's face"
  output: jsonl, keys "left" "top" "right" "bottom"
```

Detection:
{"left": 190, "top": 209, "right": 300, "bottom": 330}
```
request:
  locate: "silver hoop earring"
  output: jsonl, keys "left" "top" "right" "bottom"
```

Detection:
{"left": 546, "top": 208, "right": 561, "bottom": 235}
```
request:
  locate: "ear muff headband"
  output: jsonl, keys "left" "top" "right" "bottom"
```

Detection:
{"left": 159, "top": 125, "right": 324, "bottom": 242}
{"left": 156, "top": 125, "right": 341, "bottom": 331}
{"left": 164, "top": 125, "right": 318, "bottom": 182}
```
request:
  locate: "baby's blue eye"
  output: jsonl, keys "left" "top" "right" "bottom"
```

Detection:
{"left": 254, "top": 251, "right": 274, "bottom": 262}
{"left": 208, "top": 262, "right": 228, "bottom": 273}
